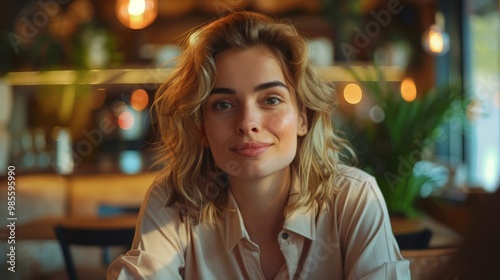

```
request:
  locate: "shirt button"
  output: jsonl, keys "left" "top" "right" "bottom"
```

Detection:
{"left": 281, "top": 232, "right": 289, "bottom": 240}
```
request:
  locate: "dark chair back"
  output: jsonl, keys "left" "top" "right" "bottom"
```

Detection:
{"left": 55, "top": 225, "right": 135, "bottom": 280}
{"left": 98, "top": 204, "right": 140, "bottom": 217}
{"left": 96, "top": 204, "right": 140, "bottom": 265}
{"left": 395, "top": 228, "right": 433, "bottom": 250}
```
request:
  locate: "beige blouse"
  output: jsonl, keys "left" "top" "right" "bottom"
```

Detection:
{"left": 107, "top": 165, "right": 410, "bottom": 279}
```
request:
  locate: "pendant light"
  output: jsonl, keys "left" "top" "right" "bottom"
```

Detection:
{"left": 116, "top": 0, "right": 158, "bottom": 29}
{"left": 422, "top": 12, "right": 450, "bottom": 55}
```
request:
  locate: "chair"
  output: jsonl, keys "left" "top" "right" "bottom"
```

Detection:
{"left": 97, "top": 204, "right": 140, "bottom": 265}
{"left": 394, "top": 228, "right": 433, "bottom": 250}
{"left": 97, "top": 204, "right": 140, "bottom": 217}
{"left": 55, "top": 225, "right": 135, "bottom": 280}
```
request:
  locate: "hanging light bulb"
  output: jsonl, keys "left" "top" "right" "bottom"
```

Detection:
{"left": 422, "top": 12, "right": 450, "bottom": 55}
{"left": 116, "top": 0, "right": 158, "bottom": 29}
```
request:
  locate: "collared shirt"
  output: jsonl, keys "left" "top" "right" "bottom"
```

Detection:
{"left": 107, "top": 165, "right": 410, "bottom": 279}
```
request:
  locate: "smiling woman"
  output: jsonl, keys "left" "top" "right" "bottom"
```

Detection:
{"left": 107, "top": 10, "right": 410, "bottom": 280}
{"left": 203, "top": 46, "right": 307, "bottom": 182}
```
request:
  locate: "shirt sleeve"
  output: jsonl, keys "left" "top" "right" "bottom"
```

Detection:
{"left": 337, "top": 174, "right": 411, "bottom": 280}
{"left": 107, "top": 180, "right": 188, "bottom": 280}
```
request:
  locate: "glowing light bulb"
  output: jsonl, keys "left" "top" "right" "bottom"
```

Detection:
{"left": 428, "top": 28, "right": 444, "bottom": 53}
{"left": 422, "top": 12, "right": 450, "bottom": 55}
{"left": 128, "top": 0, "right": 146, "bottom": 16}
{"left": 116, "top": 0, "right": 158, "bottom": 29}
{"left": 423, "top": 25, "right": 450, "bottom": 55}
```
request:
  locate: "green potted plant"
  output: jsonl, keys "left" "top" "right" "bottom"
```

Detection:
{"left": 337, "top": 66, "right": 465, "bottom": 216}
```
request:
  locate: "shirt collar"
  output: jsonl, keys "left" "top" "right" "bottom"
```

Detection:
{"left": 224, "top": 192, "right": 247, "bottom": 253}
{"left": 283, "top": 171, "right": 317, "bottom": 240}
{"left": 223, "top": 170, "right": 318, "bottom": 253}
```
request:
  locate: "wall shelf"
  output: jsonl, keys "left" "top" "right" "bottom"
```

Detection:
{"left": 5, "top": 65, "right": 404, "bottom": 86}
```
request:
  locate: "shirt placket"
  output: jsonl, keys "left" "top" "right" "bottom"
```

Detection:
{"left": 239, "top": 238, "right": 265, "bottom": 280}
{"left": 278, "top": 230, "right": 304, "bottom": 279}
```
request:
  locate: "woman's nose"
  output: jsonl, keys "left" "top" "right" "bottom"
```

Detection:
{"left": 236, "top": 105, "right": 261, "bottom": 135}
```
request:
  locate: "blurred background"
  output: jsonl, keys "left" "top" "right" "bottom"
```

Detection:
{"left": 0, "top": 0, "right": 499, "bottom": 279}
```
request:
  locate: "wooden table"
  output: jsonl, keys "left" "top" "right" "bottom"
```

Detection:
{"left": 1, "top": 213, "right": 462, "bottom": 248}
{"left": 390, "top": 214, "right": 463, "bottom": 248}
{"left": 0, "top": 215, "right": 138, "bottom": 241}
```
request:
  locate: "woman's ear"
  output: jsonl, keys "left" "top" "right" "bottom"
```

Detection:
{"left": 297, "top": 106, "right": 308, "bottom": 136}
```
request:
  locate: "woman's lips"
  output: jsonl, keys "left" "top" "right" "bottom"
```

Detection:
{"left": 231, "top": 142, "right": 272, "bottom": 157}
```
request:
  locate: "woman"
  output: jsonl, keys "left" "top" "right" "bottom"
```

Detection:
{"left": 107, "top": 10, "right": 410, "bottom": 280}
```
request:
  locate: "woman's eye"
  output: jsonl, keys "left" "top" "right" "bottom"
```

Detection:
{"left": 265, "top": 97, "right": 282, "bottom": 105}
{"left": 214, "top": 101, "right": 233, "bottom": 110}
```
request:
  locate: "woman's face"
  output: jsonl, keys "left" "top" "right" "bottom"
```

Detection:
{"left": 203, "top": 46, "right": 307, "bottom": 180}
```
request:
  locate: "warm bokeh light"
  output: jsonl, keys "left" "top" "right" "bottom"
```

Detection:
{"left": 131, "top": 89, "right": 149, "bottom": 111}
{"left": 429, "top": 30, "right": 444, "bottom": 53}
{"left": 400, "top": 77, "right": 417, "bottom": 102}
{"left": 128, "top": 0, "right": 146, "bottom": 16}
{"left": 116, "top": 0, "right": 158, "bottom": 29}
{"left": 422, "top": 25, "right": 450, "bottom": 55}
{"left": 343, "top": 83, "right": 363, "bottom": 104}
{"left": 118, "top": 110, "right": 135, "bottom": 130}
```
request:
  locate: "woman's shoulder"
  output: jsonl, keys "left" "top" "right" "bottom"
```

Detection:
{"left": 142, "top": 172, "right": 181, "bottom": 213}
{"left": 334, "top": 164, "right": 375, "bottom": 184}
{"left": 142, "top": 173, "right": 198, "bottom": 224}
{"left": 145, "top": 172, "right": 169, "bottom": 198}
{"left": 326, "top": 165, "right": 387, "bottom": 217}
{"left": 327, "top": 164, "right": 382, "bottom": 202}
{"left": 137, "top": 173, "right": 193, "bottom": 232}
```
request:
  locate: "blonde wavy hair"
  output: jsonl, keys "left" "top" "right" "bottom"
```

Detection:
{"left": 153, "top": 10, "right": 356, "bottom": 225}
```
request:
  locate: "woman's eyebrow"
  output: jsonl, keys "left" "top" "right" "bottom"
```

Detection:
{"left": 254, "top": 81, "right": 288, "bottom": 92}
{"left": 209, "top": 80, "right": 288, "bottom": 95}
{"left": 210, "top": 87, "right": 235, "bottom": 95}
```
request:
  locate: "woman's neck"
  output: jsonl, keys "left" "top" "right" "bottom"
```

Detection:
{"left": 229, "top": 166, "right": 291, "bottom": 232}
